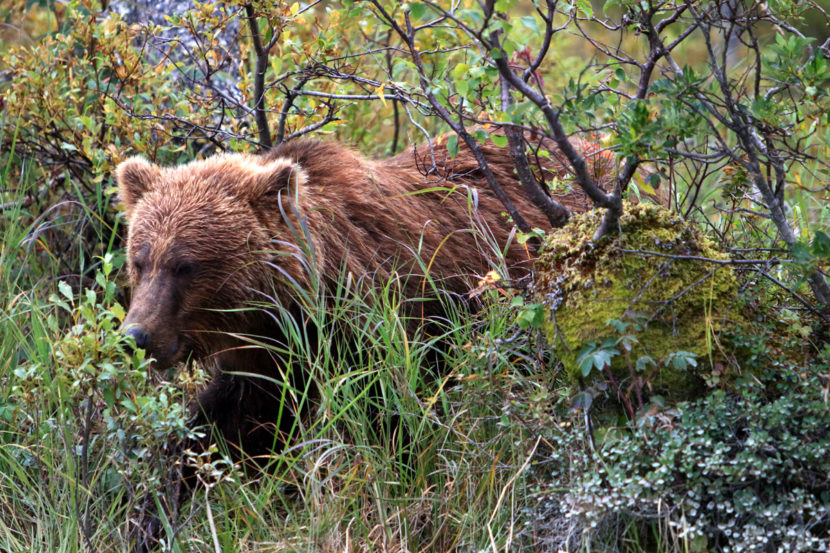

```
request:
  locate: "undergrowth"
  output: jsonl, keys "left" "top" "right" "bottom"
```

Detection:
{"left": 1, "top": 144, "right": 830, "bottom": 552}
{"left": 0, "top": 153, "right": 550, "bottom": 550}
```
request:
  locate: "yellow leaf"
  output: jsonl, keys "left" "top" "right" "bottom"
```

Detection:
{"left": 376, "top": 83, "right": 387, "bottom": 108}
{"left": 635, "top": 172, "right": 656, "bottom": 195}
{"left": 291, "top": 2, "right": 299, "bottom": 15}
{"left": 468, "top": 270, "right": 502, "bottom": 298}
{"left": 639, "top": 181, "right": 656, "bottom": 196}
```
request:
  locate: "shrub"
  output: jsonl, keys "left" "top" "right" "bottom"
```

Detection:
{"left": 529, "top": 365, "right": 830, "bottom": 552}
{"left": 8, "top": 254, "right": 209, "bottom": 545}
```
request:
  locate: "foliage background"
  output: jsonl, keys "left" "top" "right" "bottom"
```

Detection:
{"left": 0, "top": 0, "right": 829, "bottom": 551}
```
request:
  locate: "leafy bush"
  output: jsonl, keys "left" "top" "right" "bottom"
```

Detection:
{"left": 528, "top": 364, "right": 830, "bottom": 553}
{"left": 7, "top": 253, "right": 208, "bottom": 545}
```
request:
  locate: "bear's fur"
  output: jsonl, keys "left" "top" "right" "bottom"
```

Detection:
{"left": 117, "top": 137, "right": 604, "bottom": 461}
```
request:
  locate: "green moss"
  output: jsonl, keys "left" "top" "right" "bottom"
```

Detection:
{"left": 535, "top": 203, "right": 740, "bottom": 402}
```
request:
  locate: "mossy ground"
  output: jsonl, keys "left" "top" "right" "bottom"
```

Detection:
{"left": 535, "top": 203, "right": 741, "bottom": 402}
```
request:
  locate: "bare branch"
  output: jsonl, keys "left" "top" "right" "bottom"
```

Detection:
{"left": 419, "top": 0, "right": 616, "bottom": 219}
{"left": 615, "top": 248, "right": 790, "bottom": 266}
{"left": 244, "top": 3, "right": 276, "bottom": 149}
{"left": 370, "top": 0, "right": 534, "bottom": 233}
{"left": 500, "top": 74, "right": 570, "bottom": 228}
{"left": 275, "top": 78, "right": 308, "bottom": 145}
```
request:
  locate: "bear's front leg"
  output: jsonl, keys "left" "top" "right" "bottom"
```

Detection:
{"left": 194, "top": 369, "right": 303, "bottom": 465}
{"left": 131, "top": 366, "right": 302, "bottom": 551}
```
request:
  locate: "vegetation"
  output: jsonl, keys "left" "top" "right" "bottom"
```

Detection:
{"left": 535, "top": 203, "right": 739, "bottom": 413}
{"left": 1, "top": 0, "right": 829, "bottom": 551}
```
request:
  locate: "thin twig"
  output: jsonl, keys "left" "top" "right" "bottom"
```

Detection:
{"left": 615, "top": 248, "right": 789, "bottom": 266}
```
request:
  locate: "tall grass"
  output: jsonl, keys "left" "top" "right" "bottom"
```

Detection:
{"left": 186, "top": 217, "right": 549, "bottom": 552}
{"left": 0, "top": 149, "right": 551, "bottom": 551}
{"left": 0, "top": 136, "right": 97, "bottom": 550}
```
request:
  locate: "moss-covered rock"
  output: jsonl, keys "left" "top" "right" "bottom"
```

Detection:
{"left": 535, "top": 202, "right": 741, "bottom": 402}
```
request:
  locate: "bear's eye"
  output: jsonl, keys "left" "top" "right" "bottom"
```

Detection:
{"left": 132, "top": 261, "right": 144, "bottom": 276}
{"left": 174, "top": 262, "right": 195, "bottom": 278}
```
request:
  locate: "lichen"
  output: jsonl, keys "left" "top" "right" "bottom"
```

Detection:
{"left": 535, "top": 202, "right": 741, "bottom": 402}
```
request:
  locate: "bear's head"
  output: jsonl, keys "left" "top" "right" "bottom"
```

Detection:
{"left": 116, "top": 153, "right": 307, "bottom": 369}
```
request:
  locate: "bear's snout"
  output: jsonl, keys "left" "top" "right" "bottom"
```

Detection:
{"left": 125, "top": 325, "right": 150, "bottom": 350}
{"left": 122, "top": 303, "right": 182, "bottom": 369}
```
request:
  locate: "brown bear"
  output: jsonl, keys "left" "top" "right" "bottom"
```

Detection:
{"left": 117, "top": 136, "right": 605, "bottom": 546}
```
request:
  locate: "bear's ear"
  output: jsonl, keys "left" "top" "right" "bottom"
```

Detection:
{"left": 247, "top": 159, "right": 308, "bottom": 207}
{"left": 116, "top": 157, "right": 160, "bottom": 218}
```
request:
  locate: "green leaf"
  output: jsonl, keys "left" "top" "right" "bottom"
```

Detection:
{"left": 600, "top": 337, "right": 618, "bottom": 349}
{"left": 592, "top": 348, "right": 618, "bottom": 371}
{"left": 577, "top": 342, "right": 619, "bottom": 376}
{"left": 102, "top": 386, "right": 115, "bottom": 407}
{"left": 575, "top": 0, "right": 593, "bottom": 17}
{"left": 408, "top": 3, "right": 428, "bottom": 20}
{"left": 446, "top": 134, "right": 459, "bottom": 158}
{"left": 519, "top": 16, "right": 539, "bottom": 32}
{"left": 579, "top": 352, "right": 595, "bottom": 377}
{"left": 606, "top": 318, "right": 628, "bottom": 333}
{"left": 669, "top": 351, "right": 698, "bottom": 370}
{"left": 452, "top": 63, "right": 470, "bottom": 80}
{"left": 604, "top": 0, "right": 622, "bottom": 13}
{"left": 516, "top": 227, "right": 545, "bottom": 244}
{"left": 619, "top": 334, "right": 639, "bottom": 352}
{"left": 102, "top": 253, "right": 114, "bottom": 276}
{"left": 517, "top": 303, "right": 545, "bottom": 329}
{"left": 59, "top": 280, "right": 73, "bottom": 300}
{"left": 636, "top": 355, "right": 655, "bottom": 372}
{"left": 791, "top": 241, "right": 813, "bottom": 265}
{"left": 812, "top": 230, "right": 830, "bottom": 258}
{"left": 491, "top": 134, "right": 508, "bottom": 147}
